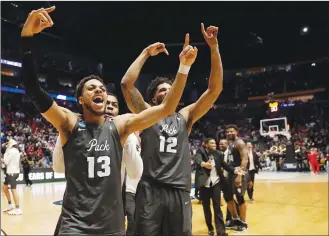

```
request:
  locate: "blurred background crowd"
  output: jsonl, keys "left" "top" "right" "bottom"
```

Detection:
{"left": 1, "top": 2, "right": 328, "bottom": 174}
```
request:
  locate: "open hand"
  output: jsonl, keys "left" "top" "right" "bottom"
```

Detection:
{"left": 202, "top": 161, "right": 212, "bottom": 169}
{"left": 145, "top": 42, "right": 169, "bottom": 56}
{"left": 179, "top": 33, "right": 198, "bottom": 66}
{"left": 234, "top": 167, "right": 246, "bottom": 176}
{"left": 21, "top": 6, "right": 55, "bottom": 37}
{"left": 201, "top": 23, "right": 219, "bottom": 50}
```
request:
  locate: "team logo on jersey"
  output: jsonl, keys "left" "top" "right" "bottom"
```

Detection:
{"left": 160, "top": 123, "right": 179, "bottom": 136}
{"left": 159, "top": 115, "right": 181, "bottom": 136}
{"left": 87, "top": 138, "right": 110, "bottom": 152}
{"left": 78, "top": 122, "right": 86, "bottom": 128}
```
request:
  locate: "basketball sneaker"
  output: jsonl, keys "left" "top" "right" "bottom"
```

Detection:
{"left": 234, "top": 223, "right": 248, "bottom": 233}
{"left": 2, "top": 204, "right": 14, "bottom": 212}
{"left": 225, "top": 220, "right": 235, "bottom": 229}
{"left": 8, "top": 208, "right": 22, "bottom": 215}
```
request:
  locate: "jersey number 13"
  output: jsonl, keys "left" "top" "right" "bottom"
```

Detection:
{"left": 87, "top": 156, "right": 111, "bottom": 178}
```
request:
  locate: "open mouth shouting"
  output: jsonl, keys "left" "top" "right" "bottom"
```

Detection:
{"left": 92, "top": 96, "right": 105, "bottom": 110}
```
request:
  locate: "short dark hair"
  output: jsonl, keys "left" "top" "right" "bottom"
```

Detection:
{"left": 75, "top": 75, "right": 105, "bottom": 101}
{"left": 107, "top": 92, "right": 119, "bottom": 103}
{"left": 204, "top": 138, "right": 215, "bottom": 144}
{"left": 146, "top": 76, "right": 173, "bottom": 104}
{"left": 225, "top": 124, "right": 239, "bottom": 131}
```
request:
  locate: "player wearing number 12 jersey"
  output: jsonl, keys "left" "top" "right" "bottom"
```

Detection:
{"left": 121, "top": 24, "right": 223, "bottom": 235}
{"left": 21, "top": 6, "right": 196, "bottom": 235}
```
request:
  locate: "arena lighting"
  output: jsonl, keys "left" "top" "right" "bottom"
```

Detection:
{"left": 1, "top": 86, "right": 77, "bottom": 102}
{"left": 300, "top": 26, "right": 310, "bottom": 36}
{"left": 1, "top": 59, "right": 22, "bottom": 67}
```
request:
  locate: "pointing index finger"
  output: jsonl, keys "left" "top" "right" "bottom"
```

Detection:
{"left": 45, "top": 6, "right": 56, "bottom": 13}
{"left": 201, "top": 23, "right": 207, "bottom": 36}
{"left": 183, "top": 33, "right": 189, "bottom": 48}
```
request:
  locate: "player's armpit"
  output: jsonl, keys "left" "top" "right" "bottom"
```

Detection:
{"left": 179, "top": 87, "right": 221, "bottom": 129}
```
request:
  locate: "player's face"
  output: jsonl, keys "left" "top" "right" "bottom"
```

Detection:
{"left": 219, "top": 140, "right": 228, "bottom": 151}
{"left": 79, "top": 79, "right": 107, "bottom": 116}
{"left": 105, "top": 95, "right": 119, "bottom": 119}
{"left": 226, "top": 128, "right": 237, "bottom": 140}
{"left": 153, "top": 83, "right": 172, "bottom": 105}
{"left": 206, "top": 139, "right": 217, "bottom": 151}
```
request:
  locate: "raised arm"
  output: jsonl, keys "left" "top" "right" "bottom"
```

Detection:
{"left": 115, "top": 42, "right": 198, "bottom": 144}
{"left": 21, "top": 7, "right": 76, "bottom": 136}
{"left": 180, "top": 23, "right": 223, "bottom": 132}
{"left": 121, "top": 43, "right": 169, "bottom": 113}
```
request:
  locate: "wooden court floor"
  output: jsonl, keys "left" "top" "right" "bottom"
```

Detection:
{"left": 1, "top": 173, "right": 328, "bottom": 235}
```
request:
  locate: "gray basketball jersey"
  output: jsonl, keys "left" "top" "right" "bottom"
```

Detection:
{"left": 59, "top": 120, "right": 125, "bottom": 235}
{"left": 140, "top": 113, "right": 191, "bottom": 192}
{"left": 229, "top": 140, "right": 242, "bottom": 167}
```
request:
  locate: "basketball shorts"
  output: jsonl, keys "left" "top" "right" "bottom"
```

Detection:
{"left": 222, "top": 172, "right": 248, "bottom": 204}
{"left": 4, "top": 173, "right": 19, "bottom": 189}
{"left": 134, "top": 178, "right": 192, "bottom": 236}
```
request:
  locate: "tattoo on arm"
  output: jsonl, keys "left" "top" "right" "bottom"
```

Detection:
{"left": 128, "top": 87, "right": 148, "bottom": 113}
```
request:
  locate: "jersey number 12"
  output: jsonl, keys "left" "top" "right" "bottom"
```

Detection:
{"left": 159, "top": 136, "right": 177, "bottom": 153}
{"left": 87, "top": 156, "right": 111, "bottom": 178}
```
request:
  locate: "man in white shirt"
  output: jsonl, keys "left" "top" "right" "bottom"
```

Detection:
{"left": 246, "top": 142, "right": 261, "bottom": 203}
{"left": 2, "top": 139, "right": 22, "bottom": 215}
{"left": 121, "top": 132, "right": 143, "bottom": 236}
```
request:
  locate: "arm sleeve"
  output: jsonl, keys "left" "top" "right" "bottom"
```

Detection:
{"left": 22, "top": 37, "right": 54, "bottom": 113}
{"left": 194, "top": 152, "right": 203, "bottom": 166}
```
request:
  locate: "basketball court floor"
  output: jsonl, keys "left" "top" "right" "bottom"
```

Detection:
{"left": 1, "top": 172, "right": 328, "bottom": 235}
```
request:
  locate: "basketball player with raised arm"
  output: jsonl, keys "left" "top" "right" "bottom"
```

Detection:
{"left": 21, "top": 6, "right": 197, "bottom": 235}
{"left": 52, "top": 93, "right": 120, "bottom": 236}
{"left": 225, "top": 125, "right": 249, "bottom": 232}
{"left": 52, "top": 93, "right": 143, "bottom": 236}
{"left": 121, "top": 23, "right": 223, "bottom": 235}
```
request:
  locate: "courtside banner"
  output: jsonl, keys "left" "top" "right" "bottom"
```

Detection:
{"left": 16, "top": 168, "right": 65, "bottom": 184}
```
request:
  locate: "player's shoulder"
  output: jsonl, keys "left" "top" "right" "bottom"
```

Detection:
{"left": 235, "top": 138, "right": 246, "bottom": 147}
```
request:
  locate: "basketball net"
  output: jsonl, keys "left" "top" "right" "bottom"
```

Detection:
{"left": 267, "top": 131, "right": 291, "bottom": 140}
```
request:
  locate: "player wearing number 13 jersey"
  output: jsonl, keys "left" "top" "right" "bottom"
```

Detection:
{"left": 121, "top": 24, "right": 223, "bottom": 235}
{"left": 21, "top": 6, "right": 194, "bottom": 235}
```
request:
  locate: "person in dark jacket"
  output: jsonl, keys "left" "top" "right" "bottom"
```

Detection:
{"left": 21, "top": 155, "right": 32, "bottom": 187}
{"left": 195, "top": 138, "right": 245, "bottom": 236}
{"left": 193, "top": 141, "right": 206, "bottom": 201}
